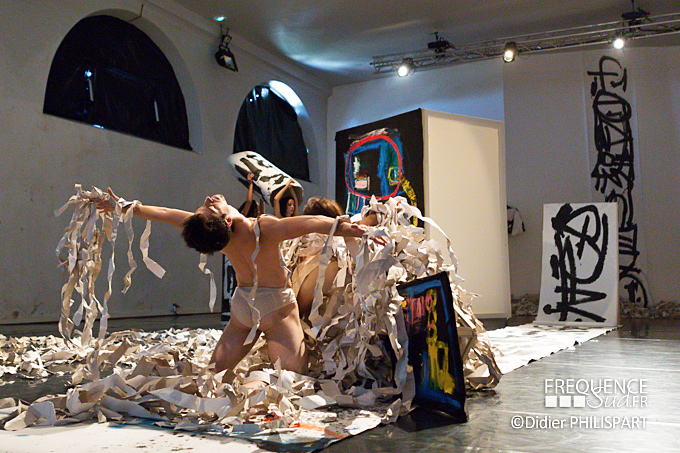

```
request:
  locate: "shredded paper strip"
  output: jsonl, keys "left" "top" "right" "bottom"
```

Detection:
{"left": 1, "top": 191, "right": 501, "bottom": 449}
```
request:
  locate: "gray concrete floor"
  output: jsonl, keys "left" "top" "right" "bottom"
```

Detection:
{"left": 1, "top": 315, "right": 678, "bottom": 452}
{"left": 323, "top": 316, "right": 680, "bottom": 452}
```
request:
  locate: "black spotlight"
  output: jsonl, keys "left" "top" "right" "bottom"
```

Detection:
{"left": 215, "top": 30, "right": 238, "bottom": 72}
{"left": 503, "top": 42, "right": 518, "bottom": 63}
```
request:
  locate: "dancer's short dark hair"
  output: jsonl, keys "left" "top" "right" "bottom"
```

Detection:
{"left": 181, "top": 212, "right": 231, "bottom": 254}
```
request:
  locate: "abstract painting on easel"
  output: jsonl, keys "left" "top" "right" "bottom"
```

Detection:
{"left": 537, "top": 203, "right": 619, "bottom": 327}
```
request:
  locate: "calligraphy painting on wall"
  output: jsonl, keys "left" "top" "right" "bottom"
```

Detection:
{"left": 397, "top": 272, "right": 467, "bottom": 420}
{"left": 587, "top": 55, "right": 650, "bottom": 307}
{"left": 537, "top": 203, "right": 619, "bottom": 327}
{"left": 335, "top": 110, "right": 424, "bottom": 218}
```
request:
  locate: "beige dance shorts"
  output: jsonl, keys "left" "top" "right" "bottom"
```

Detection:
{"left": 230, "top": 286, "right": 296, "bottom": 328}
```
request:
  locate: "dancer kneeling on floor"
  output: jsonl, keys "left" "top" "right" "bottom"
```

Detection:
{"left": 96, "top": 188, "right": 384, "bottom": 376}
{"left": 290, "top": 197, "right": 378, "bottom": 319}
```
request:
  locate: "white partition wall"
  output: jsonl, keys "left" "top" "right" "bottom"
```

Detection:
{"left": 422, "top": 109, "right": 510, "bottom": 318}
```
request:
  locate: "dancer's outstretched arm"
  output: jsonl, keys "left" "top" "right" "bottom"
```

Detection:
{"left": 97, "top": 187, "right": 191, "bottom": 229}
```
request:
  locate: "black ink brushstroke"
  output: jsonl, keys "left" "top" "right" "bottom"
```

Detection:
{"left": 587, "top": 56, "right": 649, "bottom": 307}
{"left": 545, "top": 204, "right": 608, "bottom": 322}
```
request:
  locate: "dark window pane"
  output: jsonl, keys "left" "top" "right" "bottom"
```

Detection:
{"left": 233, "top": 85, "right": 309, "bottom": 181}
{"left": 43, "top": 15, "right": 191, "bottom": 150}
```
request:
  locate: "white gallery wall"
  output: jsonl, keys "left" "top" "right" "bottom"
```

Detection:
{"left": 504, "top": 46, "right": 680, "bottom": 305}
{"left": 328, "top": 43, "right": 679, "bottom": 307}
{"left": 0, "top": 0, "right": 332, "bottom": 324}
{"left": 2, "top": 1, "right": 677, "bottom": 327}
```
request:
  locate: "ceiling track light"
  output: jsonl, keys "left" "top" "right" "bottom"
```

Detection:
{"left": 397, "top": 58, "right": 414, "bottom": 77}
{"left": 612, "top": 35, "right": 626, "bottom": 49}
{"left": 503, "top": 41, "right": 518, "bottom": 62}
{"left": 214, "top": 19, "right": 238, "bottom": 72}
{"left": 369, "top": 11, "right": 680, "bottom": 76}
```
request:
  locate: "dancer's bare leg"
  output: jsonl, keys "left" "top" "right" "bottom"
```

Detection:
{"left": 260, "top": 303, "right": 307, "bottom": 374}
{"left": 211, "top": 318, "right": 256, "bottom": 373}
{"left": 296, "top": 259, "right": 339, "bottom": 319}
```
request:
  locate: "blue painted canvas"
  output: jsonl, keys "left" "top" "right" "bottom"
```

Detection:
{"left": 397, "top": 272, "right": 467, "bottom": 421}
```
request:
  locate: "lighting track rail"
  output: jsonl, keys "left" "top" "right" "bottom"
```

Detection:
{"left": 370, "top": 12, "right": 680, "bottom": 75}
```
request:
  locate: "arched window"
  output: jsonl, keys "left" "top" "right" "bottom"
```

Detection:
{"left": 43, "top": 15, "right": 191, "bottom": 150}
{"left": 233, "top": 82, "right": 310, "bottom": 181}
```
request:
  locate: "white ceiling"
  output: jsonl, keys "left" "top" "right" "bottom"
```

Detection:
{"left": 175, "top": 0, "right": 680, "bottom": 86}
